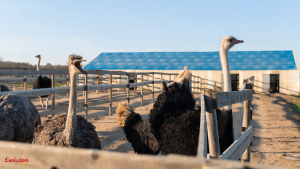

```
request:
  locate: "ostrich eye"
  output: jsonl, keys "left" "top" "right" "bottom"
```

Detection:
{"left": 229, "top": 39, "right": 233, "bottom": 42}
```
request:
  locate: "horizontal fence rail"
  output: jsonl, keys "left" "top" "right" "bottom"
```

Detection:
{"left": 0, "top": 68, "right": 188, "bottom": 120}
{"left": 0, "top": 69, "right": 179, "bottom": 76}
{"left": 197, "top": 78, "right": 254, "bottom": 162}
{"left": 0, "top": 140, "right": 282, "bottom": 169}
{"left": 220, "top": 126, "right": 253, "bottom": 160}
{"left": 0, "top": 81, "right": 168, "bottom": 97}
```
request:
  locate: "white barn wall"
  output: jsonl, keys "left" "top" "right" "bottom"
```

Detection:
{"left": 112, "top": 69, "right": 299, "bottom": 95}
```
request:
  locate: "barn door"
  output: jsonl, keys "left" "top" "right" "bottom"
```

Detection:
{"left": 263, "top": 74, "right": 270, "bottom": 93}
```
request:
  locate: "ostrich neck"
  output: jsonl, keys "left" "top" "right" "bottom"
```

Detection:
{"left": 220, "top": 47, "right": 232, "bottom": 110}
{"left": 37, "top": 58, "right": 40, "bottom": 71}
{"left": 63, "top": 70, "right": 77, "bottom": 146}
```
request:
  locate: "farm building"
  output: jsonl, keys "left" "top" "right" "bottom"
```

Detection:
{"left": 83, "top": 50, "right": 299, "bottom": 95}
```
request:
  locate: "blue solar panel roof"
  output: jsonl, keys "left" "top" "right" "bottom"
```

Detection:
{"left": 83, "top": 50, "right": 297, "bottom": 70}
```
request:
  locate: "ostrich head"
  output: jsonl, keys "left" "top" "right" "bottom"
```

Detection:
{"left": 35, "top": 54, "right": 41, "bottom": 72}
{"left": 220, "top": 35, "right": 243, "bottom": 51}
{"left": 67, "top": 54, "right": 86, "bottom": 74}
{"left": 165, "top": 66, "right": 191, "bottom": 90}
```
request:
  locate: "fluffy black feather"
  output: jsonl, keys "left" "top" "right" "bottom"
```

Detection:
{"left": 0, "top": 84, "right": 11, "bottom": 91}
{"left": 33, "top": 75, "right": 52, "bottom": 97}
{"left": 123, "top": 112, "right": 160, "bottom": 154}
{"left": 216, "top": 108, "right": 234, "bottom": 154}
{"left": 149, "top": 81, "right": 195, "bottom": 142}
{"left": 149, "top": 81, "right": 234, "bottom": 155}
{"left": 159, "top": 109, "right": 200, "bottom": 155}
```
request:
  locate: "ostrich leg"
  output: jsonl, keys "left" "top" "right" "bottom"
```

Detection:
{"left": 39, "top": 96, "right": 45, "bottom": 111}
{"left": 45, "top": 95, "right": 50, "bottom": 111}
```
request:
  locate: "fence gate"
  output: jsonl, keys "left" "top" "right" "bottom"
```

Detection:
{"left": 263, "top": 74, "right": 270, "bottom": 93}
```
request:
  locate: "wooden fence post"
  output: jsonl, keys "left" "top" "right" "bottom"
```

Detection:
{"left": 192, "top": 75, "right": 194, "bottom": 92}
{"left": 134, "top": 75, "right": 137, "bottom": 91}
{"left": 152, "top": 73, "right": 154, "bottom": 103}
{"left": 250, "top": 80, "right": 254, "bottom": 120}
{"left": 199, "top": 77, "right": 201, "bottom": 93}
{"left": 146, "top": 74, "right": 149, "bottom": 91}
{"left": 127, "top": 73, "right": 130, "bottom": 104}
{"left": 67, "top": 74, "right": 69, "bottom": 87}
{"left": 84, "top": 74, "right": 88, "bottom": 120}
{"left": 118, "top": 74, "right": 121, "bottom": 92}
{"left": 242, "top": 83, "right": 253, "bottom": 162}
{"left": 24, "top": 75, "right": 27, "bottom": 90}
{"left": 13, "top": 82, "right": 16, "bottom": 91}
{"left": 242, "top": 98, "right": 250, "bottom": 162}
{"left": 109, "top": 75, "right": 112, "bottom": 116}
{"left": 66, "top": 74, "right": 69, "bottom": 97}
{"left": 197, "top": 94, "right": 207, "bottom": 159}
{"left": 96, "top": 74, "right": 99, "bottom": 94}
{"left": 160, "top": 74, "right": 163, "bottom": 91}
{"left": 141, "top": 74, "right": 143, "bottom": 106}
{"left": 199, "top": 77, "right": 201, "bottom": 106}
{"left": 51, "top": 75, "right": 55, "bottom": 110}
{"left": 205, "top": 93, "right": 220, "bottom": 158}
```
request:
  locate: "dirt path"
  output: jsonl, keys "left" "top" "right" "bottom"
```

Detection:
{"left": 251, "top": 93, "right": 300, "bottom": 168}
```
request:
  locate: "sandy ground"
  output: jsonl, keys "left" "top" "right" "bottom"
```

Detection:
{"left": 26, "top": 87, "right": 300, "bottom": 168}
{"left": 250, "top": 93, "right": 300, "bottom": 168}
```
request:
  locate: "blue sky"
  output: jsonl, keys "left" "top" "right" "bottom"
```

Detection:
{"left": 0, "top": 1, "right": 299, "bottom": 66}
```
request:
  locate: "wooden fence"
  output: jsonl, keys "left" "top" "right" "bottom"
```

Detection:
{"left": 0, "top": 69, "right": 204, "bottom": 119}
{"left": 0, "top": 68, "right": 284, "bottom": 168}
{"left": 0, "top": 140, "right": 285, "bottom": 169}
{"left": 0, "top": 69, "right": 190, "bottom": 118}
{"left": 197, "top": 80, "right": 254, "bottom": 161}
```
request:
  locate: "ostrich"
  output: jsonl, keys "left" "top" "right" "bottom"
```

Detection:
{"left": 117, "top": 35, "right": 243, "bottom": 156}
{"left": 33, "top": 55, "right": 52, "bottom": 111}
{"left": 116, "top": 67, "right": 196, "bottom": 155}
{"left": 33, "top": 54, "right": 101, "bottom": 149}
{"left": 0, "top": 84, "right": 12, "bottom": 92}
{"left": 0, "top": 94, "right": 41, "bottom": 143}
{"left": 150, "top": 36, "right": 243, "bottom": 155}
{"left": 116, "top": 102, "right": 160, "bottom": 154}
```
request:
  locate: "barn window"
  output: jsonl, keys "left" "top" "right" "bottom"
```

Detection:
{"left": 231, "top": 74, "right": 239, "bottom": 91}
{"left": 221, "top": 74, "right": 239, "bottom": 91}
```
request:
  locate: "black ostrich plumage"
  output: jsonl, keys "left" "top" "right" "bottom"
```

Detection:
{"left": 33, "top": 75, "right": 52, "bottom": 97}
{"left": 116, "top": 75, "right": 234, "bottom": 156}
{"left": 123, "top": 112, "right": 160, "bottom": 154}
{"left": 0, "top": 84, "right": 12, "bottom": 91}
{"left": 116, "top": 103, "right": 160, "bottom": 155}
{"left": 149, "top": 81, "right": 234, "bottom": 156}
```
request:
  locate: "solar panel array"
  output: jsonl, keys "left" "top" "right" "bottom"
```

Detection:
{"left": 83, "top": 50, "right": 297, "bottom": 70}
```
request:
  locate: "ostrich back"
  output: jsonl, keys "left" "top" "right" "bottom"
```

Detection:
{"left": 34, "top": 113, "right": 101, "bottom": 149}
{"left": 149, "top": 82, "right": 234, "bottom": 155}
{"left": 0, "top": 94, "right": 41, "bottom": 142}
{"left": 0, "top": 84, "right": 12, "bottom": 91}
{"left": 123, "top": 112, "right": 160, "bottom": 154}
{"left": 159, "top": 109, "right": 200, "bottom": 155}
{"left": 33, "top": 76, "right": 52, "bottom": 97}
{"left": 149, "top": 82, "right": 195, "bottom": 142}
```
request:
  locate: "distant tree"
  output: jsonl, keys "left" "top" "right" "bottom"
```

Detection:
{"left": 0, "top": 59, "right": 68, "bottom": 69}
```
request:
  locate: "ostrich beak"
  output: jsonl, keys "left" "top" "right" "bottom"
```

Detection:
{"left": 74, "top": 59, "right": 86, "bottom": 74}
{"left": 232, "top": 40, "right": 244, "bottom": 44}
